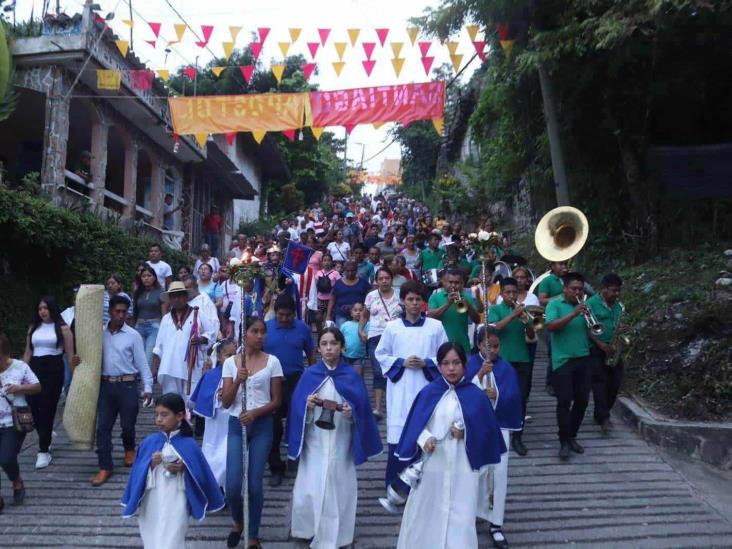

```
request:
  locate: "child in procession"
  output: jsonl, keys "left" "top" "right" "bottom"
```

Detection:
{"left": 340, "top": 303, "right": 369, "bottom": 374}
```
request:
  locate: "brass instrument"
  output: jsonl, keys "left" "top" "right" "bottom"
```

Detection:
{"left": 454, "top": 294, "right": 468, "bottom": 314}
{"left": 579, "top": 294, "right": 604, "bottom": 336}
{"left": 605, "top": 301, "right": 629, "bottom": 367}
{"left": 518, "top": 303, "right": 546, "bottom": 331}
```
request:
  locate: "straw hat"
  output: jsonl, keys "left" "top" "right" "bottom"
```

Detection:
{"left": 161, "top": 281, "right": 196, "bottom": 302}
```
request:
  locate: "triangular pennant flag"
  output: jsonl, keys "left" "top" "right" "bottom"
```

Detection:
{"left": 472, "top": 40, "right": 487, "bottom": 61}
{"left": 282, "top": 129, "right": 296, "bottom": 142}
{"left": 148, "top": 22, "right": 162, "bottom": 38}
{"left": 362, "top": 59, "right": 376, "bottom": 77}
{"left": 391, "top": 57, "right": 405, "bottom": 77}
{"left": 311, "top": 127, "right": 324, "bottom": 140}
{"left": 222, "top": 41, "right": 234, "bottom": 60}
{"left": 418, "top": 41, "right": 432, "bottom": 57}
{"left": 432, "top": 117, "right": 444, "bottom": 135}
{"left": 271, "top": 64, "right": 286, "bottom": 83}
{"left": 347, "top": 28, "right": 361, "bottom": 46}
{"left": 229, "top": 25, "right": 242, "bottom": 42}
{"left": 362, "top": 42, "right": 376, "bottom": 60}
{"left": 184, "top": 66, "right": 197, "bottom": 80}
{"left": 496, "top": 23, "right": 510, "bottom": 41}
{"left": 500, "top": 39, "right": 515, "bottom": 56}
{"left": 466, "top": 24, "right": 479, "bottom": 42}
{"left": 278, "top": 42, "right": 291, "bottom": 57}
{"left": 146, "top": 39, "right": 158, "bottom": 49}
{"left": 307, "top": 42, "right": 320, "bottom": 59}
{"left": 344, "top": 124, "right": 356, "bottom": 135}
{"left": 421, "top": 56, "right": 434, "bottom": 75}
{"left": 332, "top": 61, "right": 345, "bottom": 76}
{"left": 211, "top": 66, "right": 225, "bottom": 78}
{"left": 166, "top": 40, "right": 180, "bottom": 47}
{"left": 447, "top": 41, "right": 459, "bottom": 55}
{"left": 390, "top": 42, "right": 403, "bottom": 57}
{"left": 289, "top": 28, "right": 302, "bottom": 43}
{"left": 122, "top": 19, "right": 134, "bottom": 28}
{"left": 301, "top": 62, "right": 316, "bottom": 81}
{"left": 406, "top": 27, "right": 419, "bottom": 45}
{"left": 195, "top": 133, "right": 208, "bottom": 148}
{"left": 156, "top": 69, "right": 170, "bottom": 81}
{"left": 318, "top": 28, "right": 331, "bottom": 46}
{"left": 375, "top": 28, "right": 389, "bottom": 46}
{"left": 114, "top": 40, "right": 129, "bottom": 57}
{"left": 250, "top": 42, "right": 263, "bottom": 60}
{"left": 449, "top": 53, "right": 463, "bottom": 72}
{"left": 334, "top": 42, "right": 347, "bottom": 60}
{"left": 258, "top": 27, "right": 270, "bottom": 44}
{"left": 195, "top": 41, "right": 208, "bottom": 48}
{"left": 174, "top": 23, "right": 187, "bottom": 41}
{"left": 252, "top": 130, "right": 267, "bottom": 144}
{"left": 240, "top": 65, "right": 255, "bottom": 83}
{"left": 201, "top": 25, "right": 214, "bottom": 43}
{"left": 96, "top": 69, "right": 121, "bottom": 90}
{"left": 225, "top": 132, "right": 236, "bottom": 146}
{"left": 373, "top": 122, "right": 386, "bottom": 129}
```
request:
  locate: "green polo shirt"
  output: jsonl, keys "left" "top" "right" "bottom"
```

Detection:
{"left": 420, "top": 247, "right": 445, "bottom": 270}
{"left": 537, "top": 273, "right": 564, "bottom": 298}
{"left": 545, "top": 298, "right": 589, "bottom": 370}
{"left": 586, "top": 294, "right": 622, "bottom": 345}
{"left": 487, "top": 302, "right": 529, "bottom": 363}
{"left": 428, "top": 289, "right": 476, "bottom": 353}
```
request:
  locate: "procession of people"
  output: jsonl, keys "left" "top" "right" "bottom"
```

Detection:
{"left": 0, "top": 193, "right": 629, "bottom": 549}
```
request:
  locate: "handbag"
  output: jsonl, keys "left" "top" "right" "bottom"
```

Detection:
{"left": 2, "top": 394, "right": 35, "bottom": 433}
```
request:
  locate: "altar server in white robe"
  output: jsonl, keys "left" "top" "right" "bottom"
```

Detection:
{"left": 395, "top": 342, "right": 506, "bottom": 549}
{"left": 152, "top": 282, "right": 214, "bottom": 399}
{"left": 375, "top": 280, "right": 448, "bottom": 487}
{"left": 288, "top": 327, "right": 383, "bottom": 549}
{"left": 183, "top": 275, "right": 221, "bottom": 341}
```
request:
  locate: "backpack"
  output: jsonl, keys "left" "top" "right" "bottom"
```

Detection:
{"left": 316, "top": 271, "right": 334, "bottom": 294}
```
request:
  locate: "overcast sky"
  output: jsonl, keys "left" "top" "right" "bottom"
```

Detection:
{"left": 14, "top": 0, "right": 480, "bottom": 172}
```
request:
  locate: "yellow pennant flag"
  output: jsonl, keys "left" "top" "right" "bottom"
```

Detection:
{"left": 97, "top": 69, "right": 121, "bottom": 90}
{"left": 271, "top": 64, "right": 286, "bottom": 83}
{"left": 334, "top": 42, "right": 347, "bottom": 60}
{"left": 289, "top": 28, "right": 302, "bottom": 42}
{"left": 167, "top": 40, "right": 180, "bottom": 47}
{"left": 211, "top": 67, "right": 225, "bottom": 78}
{"left": 466, "top": 25, "right": 479, "bottom": 42}
{"left": 373, "top": 121, "right": 386, "bottom": 130}
{"left": 390, "top": 42, "right": 403, "bottom": 57}
{"left": 447, "top": 41, "right": 459, "bottom": 55}
{"left": 156, "top": 69, "right": 170, "bottom": 81}
{"left": 174, "top": 23, "right": 187, "bottom": 42}
{"left": 311, "top": 127, "right": 324, "bottom": 140}
{"left": 121, "top": 19, "right": 134, "bottom": 28}
{"left": 347, "top": 28, "right": 360, "bottom": 47}
{"left": 252, "top": 130, "right": 267, "bottom": 144}
{"left": 222, "top": 41, "right": 234, "bottom": 60}
{"left": 391, "top": 57, "right": 405, "bottom": 77}
{"left": 500, "top": 39, "right": 515, "bottom": 56}
{"left": 406, "top": 27, "right": 419, "bottom": 45}
{"left": 332, "top": 61, "right": 346, "bottom": 76}
{"left": 229, "top": 26, "right": 243, "bottom": 42}
{"left": 278, "top": 42, "right": 291, "bottom": 57}
{"left": 449, "top": 53, "right": 463, "bottom": 72}
{"left": 194, "top": 133, "right": 208, "bottom": 148}
{"left": 114, "top": 40, "right": 129, "bottom": 57}
{"left": 432, "top": 117, "right": 444, "bottom": 135}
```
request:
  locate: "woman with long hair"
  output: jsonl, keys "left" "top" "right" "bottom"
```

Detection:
{"left": 103, "top": 273, "right": 132, "bottom": 325}
{"left": 22, "top": 296, "right": 78, "bottom": 469}
{"left": 132, "top": 266, "right": 168, "bottom": 367}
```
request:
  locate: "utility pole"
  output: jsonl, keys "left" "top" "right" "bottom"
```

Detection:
{"left": 128, "top": 0, "right": 133, "bottom": 50}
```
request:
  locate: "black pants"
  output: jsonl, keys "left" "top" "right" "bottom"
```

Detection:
{"left": 591, "top": 349, "right": 624, "bottom": 423}
{"left": 543, "top": 331, "right": 553, "bottom": 388}
{"left": 552, "top": 357, "right": 591, "bottom": 443}
{"left": 511, "top": 362, "right": 532, "bottom": 433}
{"left": 0, "top": 427, "right": 26, "bottom": 488}
{"left": 95, "top": 379, "right": 140, "bottom": 470}
{"left": 28, "top": 355, "right": 65, "bottom": 452}
{"left": 268, "top": 371, "right": 301, "bottom": 475}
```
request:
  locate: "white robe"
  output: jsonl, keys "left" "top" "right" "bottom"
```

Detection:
{"left": 291, "top": 377, "right": 357, "bottom": 549}
{"left": 189, "top": 293, "right": 220, "bottom": 343}
{"left": 396, "top": 389, "right": 481, "bottom": 549}
{"left": 138, "top": 437, "right": 188, "bottom": 549}
{"left": 198, "top": 383, "right": 228, "bottom": 488}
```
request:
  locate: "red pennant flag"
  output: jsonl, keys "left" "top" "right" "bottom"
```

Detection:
{"left": 195, "top": 41, "right": 207, "bottom": 48}
{"left": 318, "top": 28, "right": 331, "bottom": 46}
{"left": 282, "top": 129, "right": 296, "bottom": 142}
{"left": 375, "top": 28, "right": 389, "bottom": 46}
{"left": 418, "top": 41, "right": 432, "bottom": 57}
{"left": 301, "top": 63, "right": 316, "bottom": 81}
{"left": 362, "top": 42, "right": 376, "bottom": 60}
{"left": 240, "top": 65, "right": 255, "bottom": 83}
{"left": 307, "top": 42, "right": 320, "bottom": 59}
{"left": 472, "top": 41, "right": 487, "bottom": 60}
{"left": 201, "top": 25, "right": 214, "bottom": 43}
{"left": 250, "top": 42, "right": 263, "bottom": 60}
{"left": 258, "top": 27, "right": 270, "bottom": 44}
{"left": 145, "top": 39, "right": 157, "bottom": 48}
{"left": 344, "top": 124, "right": 356, "bottom": 135}
{"left": 184, "top": 66, "right": 197, "bottom": 80}
{"left": 496, "top": 23, "right": 510, "bottom": 41}
{"left": 225, "top": 132, "right": 236, "bottom": 146}
{"left": 129, "top": 69, "right": 154, "bottom": 90}
{"left": 421, "top": 56, "right": 434, "bottom": 75}
{"left": 148, "top": 22, "right": 162, "bottom": 38}
{"left": 362, "top": 59, "right": 376, "bottom": 77}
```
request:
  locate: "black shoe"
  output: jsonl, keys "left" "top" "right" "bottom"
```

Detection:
{"left": 511, "top": 434, "right": 528, "bottom": 456}
{"left": 0, "top": 496, "right": 4, "bottom": 514}
{"left": 559, "top": 443, "right": 571, "bottom": 461}
{"left": 226, "top": 529, "right": 242, "bottom": 548}
{"left": 489, "top": 524, "right": 509, "bottom": 549}
{"left": 13, "top": 481, "right": 25, "bottom": 505}
{"left": 600, "top": 419, "right": 611, "bottom": 436}
{"left": 568, "top": 438, "right": 584, "bottom": 454}
{"left": 545, "top": 385, "right": 555, "bottom": 397}
{"left": 269, "top": 472, "right": 283, "bottom": 487}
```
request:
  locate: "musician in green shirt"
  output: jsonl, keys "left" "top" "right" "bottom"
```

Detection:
{"left": 417, "top": 233, "right": 445, "bottom": 271}
{"left": 427, "top": 269, "right": 480, "bottom": 353}
{"left": 537, "top": 261, "right": 569, "bottom": 396}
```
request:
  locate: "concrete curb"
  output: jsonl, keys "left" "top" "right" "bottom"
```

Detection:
{"left": 616, "top": 395, "right": 732, "bottom": 472}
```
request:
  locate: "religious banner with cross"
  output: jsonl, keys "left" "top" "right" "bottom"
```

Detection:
{"left": 282, "top": 240, "right": 314, "bottom": 276}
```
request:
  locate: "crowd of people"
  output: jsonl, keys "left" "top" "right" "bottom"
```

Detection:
{"left": 0, "top": 192, "right": 629, "bottom": 549}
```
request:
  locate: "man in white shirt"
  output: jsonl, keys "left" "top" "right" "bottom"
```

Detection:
{"left": 146, "top": 243, "right": 173, "bottom": 289}
{"left": 281, "top": 219, "right": 300, "bottom": 242}
{"left": 375, "top": 280, "right": 448, "bottom": 488}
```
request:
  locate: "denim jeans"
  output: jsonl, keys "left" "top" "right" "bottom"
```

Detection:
{"left": 205, "top": 232, "right": 220, "bottom": 258}
{"left": 367, "top": 336, "right": 387, "bottom": 391}
{"left": 135, "top": 320, "right": 160, "bottom": 368}
{"left": 226, "top": 414, "right": 273, "bottom": 539}
{"left": 95, "top": 380, "right": 140, "bottom": 470}
{"left": 0, "top": 427, "right": 26, "bottom": 489}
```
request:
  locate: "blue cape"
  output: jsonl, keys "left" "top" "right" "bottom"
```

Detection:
{"left": 190, "top": 366, "right": 223, "bottom": 419}
{"left": 121, "top": 431, "right": 225, "bottom": 520}
{"left": 466, "top": 353, "right": 524, "bottom": 431}
{"left": 395, "top": 375, "right": 506, "bottom": 471}
{"left": 287, "top": 361, "right": 383, "bottom": 465}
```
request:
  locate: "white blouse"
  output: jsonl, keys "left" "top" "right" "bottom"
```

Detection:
{"left": 222, "top": 354, "right": 283, "bottom": 417}
{"left": 31, "top": 323, "right": 63, "bottom": 357}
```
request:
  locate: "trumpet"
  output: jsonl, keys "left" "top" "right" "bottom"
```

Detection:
{"left": 579, "top": 295, "right": 604, "bottom": 336}
{"left": 454, "top": 294, "right": 468, "bottom": 314}
{"left": 509, "top": 300, "right": 545, "bottom": 330}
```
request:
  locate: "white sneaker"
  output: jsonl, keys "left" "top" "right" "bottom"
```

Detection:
{"left": 35, "top": 452, "right": 52, "bottom": 469}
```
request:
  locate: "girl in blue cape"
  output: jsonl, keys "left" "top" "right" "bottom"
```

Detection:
{"left": 121, "top": 393, "right": 224, "bottom": 549}
{"left": 288, "top": 327, "right": 382, "bottom": 549}
{"left": 395, "top": 342, "right": 506, "bottom": 549}
{"left": 467, "top": 326, "right": 524, "bottom": 549}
